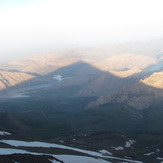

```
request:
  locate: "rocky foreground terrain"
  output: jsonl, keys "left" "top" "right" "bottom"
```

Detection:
{"left": 0, "top": 129, "right": 163, "bottom": 163}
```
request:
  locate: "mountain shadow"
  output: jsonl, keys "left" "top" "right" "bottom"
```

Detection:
{"left": 0, "top": 61, "right": 163, "bottom": 138}
{"left": 0, "top": 61, "right": 139, "bottom": 99}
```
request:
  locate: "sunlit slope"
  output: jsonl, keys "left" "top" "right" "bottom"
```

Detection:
{"left": 94, "top": 53, "right": 157, "bottom": 71}
{"left": 140, "top": 71, "right": 163, "bottom": 88}
{"left": 0, "top": 70, "right": 34, "bottom": 90}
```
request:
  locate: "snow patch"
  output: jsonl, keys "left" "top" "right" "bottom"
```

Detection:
{"left": 0, "top": 148, "right": 31, "bottom": 155}
{"left": 125, "top": 140, "right": 136, "bottom": 148}
{"left": 53, "top": 75, "right": 63, "bottom": 81}
{"left": 49, "top": 159, "right": 61, "bottom": 163}
{"left": 144, "top": 149, "right": 160, "bottom": 156}
{"left": 112, "top": 146, "right": 124, "bottom": 151}
{"left": 98, "top": 150, "right": 112, "bottom": 155}
{"left": 9, "top": 93, "right": 30, "bottom": 98}
{"left": 156, "top": 157, "right": 163, "bottom": 160}
{"left": 125, "top": 156, "right": 132, "bottom": 159}
{"left": 0, "top": 140, "right": 142, "bottom": 163}
{"left": 0, "top": 140, "right": 106, "bottom": 158}
{"left": 156, "top": 149, "right": 160, "bottom": 152}
{"left": 53, "top": 155, "right": 112, "bottom": 163}
{"left": 0, "top": 131, "right": 11, "bottom": 136}
{"left": 144, "top": 151, "right": 155, "bottom": 156}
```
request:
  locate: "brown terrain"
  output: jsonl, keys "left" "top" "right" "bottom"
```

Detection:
{"left": 0, "top": 41, "right": 162, "bottom": 109}
{"left": 0, "top": 41, "right": 163, "bottom": 163}
{"left": 93, "top": 53, "right": 157, "bottom": 71}
{"left": 87, "top": 71, "right": 163, "bottom": 110}
{"left": 0, "top": 70, "right": 34, "bottom": 90}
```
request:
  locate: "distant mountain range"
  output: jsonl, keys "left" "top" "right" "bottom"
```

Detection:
{"left": 0, "top": 40, "right": 163, "bottom": 107}
{"left": 0, "top": 70, "right": 34, "bottom": 91}
{"left": 0, "top": 40, "right": 163, "bottom": 162}
{"left": 87, "top": 71, "right": 163, "bottom": 110}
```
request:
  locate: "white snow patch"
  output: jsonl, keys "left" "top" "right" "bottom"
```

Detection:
{"left": 0, "top": 140, "right": 142, "bottom": 163}
{"left": 144, "top": 149, "right": 160, "bottom": 156}
{"left": 0, "top": 148, "right": 31, "bottom": 155}
{"left": 53, "top": 75, "right": 63, "bottom": 81}
{"left": 125, "top": 140, "right": 136, "bottom": 148}
{"left": 156, "top": 149, "right": 160, "bottom": 152}
{"left": 144, "top": 151, "right": 155, "bottom": 156}
{"left": 0, "top": 131, "right": 11, "bottom": 136}
{"left": 9, "top": 93, "right": 30, "bottom": 98}
{"left": 53, "top": 155, "right": 111, "bottom": 163}
{"left": 98, "top": 150, "right": 112, "bottom": 155}
{"left": 49, "top": 159, "right": 61, "bottom": 163}
{"left": 0, "top": 148, "right": 110, "bottom": 163}
{"left": 0, "top": 139, "right": 107, "bottom": 158}
{"left": 112, "top": 146, "right": 124, "bottom": 151}
{"left": 156, "top": 157, "right": 163, "bottom": 160}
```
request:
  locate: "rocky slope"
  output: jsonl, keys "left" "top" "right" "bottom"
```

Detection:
{"left": 39, "top": 70, "right": 137, "bottom": 99}
{"left": 0, "top": 70, "right": 34, "bottom": 90}
{"left": 75, "top": 72, "right": 134, "bottom": 97}
{"left": 87, "top": 71, "right": 163, "bottom": 110}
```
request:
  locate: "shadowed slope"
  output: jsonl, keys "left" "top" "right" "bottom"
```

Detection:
{"left": 87, "top": 71, "right": 163, "bottom": 110}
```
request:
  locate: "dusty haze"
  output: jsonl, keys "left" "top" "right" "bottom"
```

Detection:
{"left": 0, "top": 0, "right": 163, "bottom": 62}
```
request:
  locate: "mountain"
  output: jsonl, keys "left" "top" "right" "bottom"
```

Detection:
{"left": 1, "top": 39, "right": 162, "bottom": 76}
{"left": 88, "top": 71, "right": 163, "bottom": 110}
{"left": 27, "top": 62, "right": 139, "bottom": 99}
{"left": 0, "top": 52, "right": 157, "bottom": 95}
{"left": 0, "top": 70, "right": 34, "bottom": 90}
{"left": 0, "top": 43, "right": 162, "bottom": 103}
{"left": 93, "top": 53, "right": 157, "bottom": 71}
{"left": 109, "top": 67, "right": 142, "bottom": 78}
{"left": 8, "top": 53, "right": 86, "bottom": 75}
{"left": 0, "top": 40, "right": 163, "bottom": 162}
{"left": 75, "top": 71, "right": 134, "bottom": 97}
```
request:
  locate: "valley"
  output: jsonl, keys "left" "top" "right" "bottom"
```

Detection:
{"left": 0, "top": 40, "right": 163, "bottom": 162}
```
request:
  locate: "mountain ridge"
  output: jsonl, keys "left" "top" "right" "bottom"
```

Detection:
{"left": 87, "top": 71, "right": 163, "bottom": 110}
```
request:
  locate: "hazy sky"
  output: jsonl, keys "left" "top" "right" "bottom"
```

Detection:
{"left": 0, "top": 0, "right": 163, "bottom": 62}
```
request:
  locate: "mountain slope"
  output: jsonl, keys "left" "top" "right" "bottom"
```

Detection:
{"left": 88, "top": 71, "right": 163, "bottom": 110}
{"left": 94, "top": 53, "right": 157, "bottom": 71}
{"left": 0, "top": 70, "right": 34, "bottom": 90}
{"left": 75, "top": 72, "right": 134, "bottom": 97}
{"left": 2, "top": 39, "right": 162, "bottom": 76}
{"left": 9, "top": 53, "right": 85, "bottom": 75}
